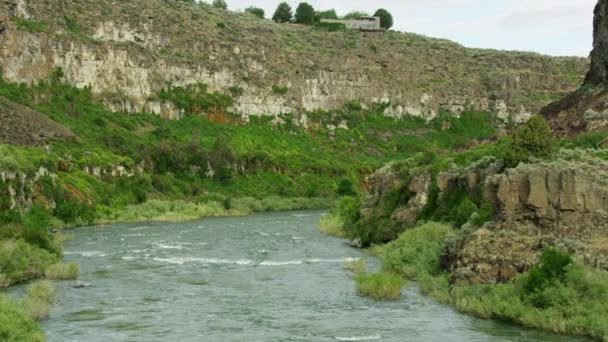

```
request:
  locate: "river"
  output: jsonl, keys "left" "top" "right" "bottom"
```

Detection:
{"left": 42, "top": 211, "right": 586, "bottom": 341}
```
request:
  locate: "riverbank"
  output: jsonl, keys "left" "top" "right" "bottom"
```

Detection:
{"left": 322, "top": 216, "right": 608, "bottom": 341}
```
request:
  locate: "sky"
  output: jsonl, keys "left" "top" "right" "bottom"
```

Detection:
{"left": 223, "top": 0, "right": 597, "bottom": 56}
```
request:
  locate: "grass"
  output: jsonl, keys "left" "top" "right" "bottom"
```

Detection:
{"left": 45, "top": 262, "right": 79, "bottom": 280}
{"left": 0, "top": 294, "right": 44, "bottom": 341}
{"left": 355, "top": 272, "right": 405, "bottom": 300}
{"left": 343, "top": 258, "right": 366, "bottom": 274}
{"left": 0, "top": 239, "right": 59, "bottom": 287}
{"left": 21, "top": 281, "right": 56, "bottom": 321}
{"left": 366, "top": 221, "right": 608, "bottom": 341}
{"left": 319, "top": 212, "right": 346, "bottom": 238}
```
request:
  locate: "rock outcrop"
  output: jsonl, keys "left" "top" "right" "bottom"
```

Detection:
{"left": 542, "top": 0, "right": 608, "bottom": 135}
{"left": 445, "top": 153, "right": 608, "bottom": 283}
{"left": 0, "top": 0, "right": 587, "bottom": 122}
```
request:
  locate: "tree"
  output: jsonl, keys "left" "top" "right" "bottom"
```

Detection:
{"left": 316, "top": 9, "right": 338, "bottom": 21}
{"left": 505, "top": 115, "right": 556, "bottom": 167}
{"left": 212, "top": 0, "right": 227, "bottom": 9}
{"left": 245, "top": 6, "right": 265, "bottom": 19}
{"left": 294, "top": 2, "right": 315, "bottom": 25}
{"left": 343, "top": 11, "right": 368, "bottom": 20}
{"left": 272, "top": 2, "right": 293, "bottom": 23}
{"left": 373, "top": 9, "right": 393, "bottom": 29}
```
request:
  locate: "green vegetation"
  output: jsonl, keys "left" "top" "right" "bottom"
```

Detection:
{"left": 45, "top": 262, "right": 79, "bottom": 280}
{"left": 505, "top": 115, "right": 556, "bottom": 167}
{"left": 295, "top": 2, "right": 315, "bottom": 25}
{"left": 211, "top": 0, "right": 227, "bottom": 10}
{"left": 374, "top": 222, "right": 451, "bottom": 278}
{"left": 318, "top": 212, "right": 345, "bottom": 238}
{"left": 343, "top": 11, "right": 369, "bottom": 20}
{"left": 271, "top": 85, "right": 289, "bottom": 95}
{"left": 0, "top": 295, "right": 44, "bottom": 342}
{"left": 373, "top": 9, "right": 394, "bottom": 29}
{"left": 362, "top": 222, "right": 608, "bottom": 341}
{"left": 11, "top": 17, "right": 47, "bottom": 33}
{"left": 355, "top": 272, "right": 405, "bottom": 300}
{"left": 343, "top": 258, "right": 366, "bottom": 274}
{"left": 245, "top": 7, "right": 265, "bottom": 19}
{"left": 272, "top": 2, "right": 293, "bottom": 23}
{"left": 21, "top": 281, "right": 56, "bottom": 321}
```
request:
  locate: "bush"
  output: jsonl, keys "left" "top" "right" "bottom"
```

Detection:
{"left": 272, "top": 85, "right": 288, "bottom": 95}
{"left": 344, "top": 258, "right": 366, "bottom": 274}
{"left": 245, "top": 7, "right": 265, "bottom": 19}
{"left": 524, "top": 248, "right": 572, "bottom": 294}
{"left": 355, "top": 272, "right": 405, "bottom": 300}
{"left": 211, "top": 0, "right": 227, "bottom": 9}
{"left": 336, "top": 196, "right": 361, "bottom": 239}
{"left": 336, "top": 179, "right": 357, "bottom": 197}
{"left": 318, "top": 213, "right": 345, "bottom": 238}
{"left": 45, "top": 262, "right": 79, "bottom": 280}
{"left": 446, "top": 196, "right": 478, "bottom": 228}
{"left": 0, "top": 239, "right": 59, "bottom": 287}
{"left": 505, "top": 115, "right": 555, "bottom": 167}
{"left": 377, "top": 222, "right": 451, "bottom": 278}
{"left": 0, "top": 295, "right": 44, "bottom": 341}
{"left": 21, "top": 281, "right": 55, "bottom": 320}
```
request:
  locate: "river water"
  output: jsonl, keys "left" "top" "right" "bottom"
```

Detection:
{"left": 43, "top": 211, "right": 586, "bottom": 342}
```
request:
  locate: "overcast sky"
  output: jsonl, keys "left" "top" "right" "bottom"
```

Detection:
{"left": 222, "top": 0, "right": 597, "bottom": 57}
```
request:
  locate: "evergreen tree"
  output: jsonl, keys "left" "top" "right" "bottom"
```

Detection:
{"left": 373, "top": 8, "right": 393, "bottom": 29}
{"left": 272, "top": 2, "right": 293, "bottom": 23}
{"left": 505, "top": 115, "right": 556, "bottom": 167}
{"left": 294, "top": 2, "right": 315, "bottom": 25}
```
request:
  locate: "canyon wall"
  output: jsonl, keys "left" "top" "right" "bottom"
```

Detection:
{"left": 0, "top": 0, "right": 588, "bottom": 122}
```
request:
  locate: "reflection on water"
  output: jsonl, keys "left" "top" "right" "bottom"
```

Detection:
{"left": 43, "top": 211, "right": 588, "bottom": 342}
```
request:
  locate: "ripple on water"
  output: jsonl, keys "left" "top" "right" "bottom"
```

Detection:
{"left": 334, "top": 335, "right": 382, "bottom": 341}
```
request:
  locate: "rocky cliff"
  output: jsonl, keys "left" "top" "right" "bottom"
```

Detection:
{"left": 542, "top": 0, "right": 608, "bottom": 135}
{"left": 445, "top": 153, "right": 608, "bottom": 283}
{"left": 0, "top": 0, "right": 588, "bottom": 123}
{"left": 361, "top": 150, "right": 608, "bottom": 284}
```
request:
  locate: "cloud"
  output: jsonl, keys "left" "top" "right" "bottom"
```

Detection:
{"left": 223, "top": 0, "right": 597, "bottom": 56}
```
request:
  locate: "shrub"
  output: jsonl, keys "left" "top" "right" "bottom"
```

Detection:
{"left": 0, "top": 239, "right": 59, "bottom": 286}
{"left": 272, "top": 2, "right": 293, "bottom": 23}
{"left": 245, "top": 7, "right": 265, "bottom": 19}
{"left": 21, "top": 281, "right": 55, "bottom": 320}
{"left": 0, "top": 295, "right": 44, "bottom": 341}
{"left": 355, "top": 272, "right": 405, "bottom": 300}
{"left": 344, "top": 258, "right": 366, "bottom": 274}
{"left": 45, "top": 262, "right": 79, "bottom": 280}
{"left": 318, "top": 212, "right": 345, "bottom": 238}
{"left": 343, "top": 11, "right": 369, "bottom": 20}
{"left": 377, "top": 222, "right": 451, "bottom": 278}
{"left": 336, "top": 179, "right": 357, "bottom": 197}
{"left": 446, "top": 196, "right": 478, "bottom": 228}
{"left": 211, "top": 0, "right": 227, "bottom": 9}
{"left": 505, "top": 115, "right": 555, "bottom": 167}
{"left": 336, "top": 196, "right": 361, "bottom": 238}
{"left": 524, "top": 248, "right": 572, "bottom": 294}
{"left": 272, "top": 85, "right": 288, "bottom": 95}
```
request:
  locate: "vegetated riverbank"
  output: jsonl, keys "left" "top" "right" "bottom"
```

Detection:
{"left": 323, "top": 215, "right": 608, "bottom": 341}
{"left": 320, "top": 117, "right": 608, "bottom": 341}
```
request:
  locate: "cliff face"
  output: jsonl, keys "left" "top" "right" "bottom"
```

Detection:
{"left": 542, "top": 0, "right": 608, "bottom": 135}
{"left": 363, "top": 151, "right": 608, "bottom": 284}
{"left": 0, "top": 0, "right": 587, "bottom": 122}
{"left": 445, "top": 156, "right": 608, "bottom": 283}
{"left": 586, "top": 0, "right": 608, "bottom": 85}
